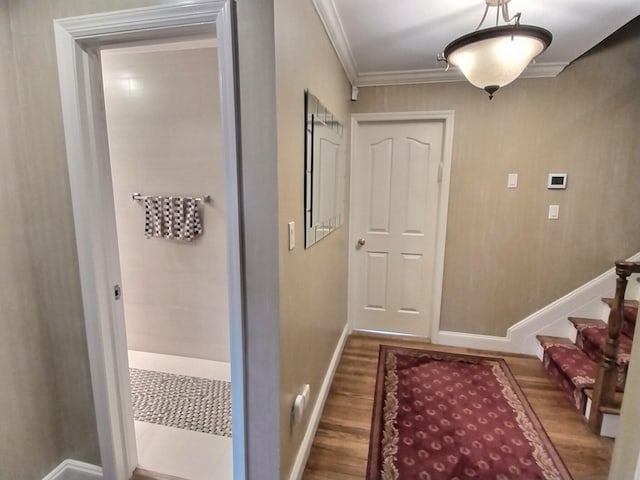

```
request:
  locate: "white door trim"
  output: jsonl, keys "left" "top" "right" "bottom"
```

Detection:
{"left": 53, "top": 2, "right": 245, "bottom": 479}
{"left": 348, "top": 111, "right": 455, "bottom": 343}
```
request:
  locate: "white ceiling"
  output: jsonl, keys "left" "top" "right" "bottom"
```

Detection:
{"left": 313, "top": 0, "right": 640, "bottom": 86}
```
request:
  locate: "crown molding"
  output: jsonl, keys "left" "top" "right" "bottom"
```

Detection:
{"left": 352, "top": 62, "right": 569, "bottom": 87}
{"left": 54, "top": 0, "right": 223, "bottom": 39}
{"left": 311, "top": 0, "right": 358, "bottom": 84}
{"left": 311, "top": 0, "right": 568, "bottom": 88}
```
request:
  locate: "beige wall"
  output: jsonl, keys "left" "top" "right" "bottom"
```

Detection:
{"left": 274, "top": 0, "right": 352, "bottom": 476}
{"left": 0, "top": 0, "right": 176, "bottom": 477}
{"left": 0, "top": 3, "right": 63, "bottom": 478}
{"left": 103, "top": 44, "right": 230, "bottom": 362}
{"left": 352, "top": 19, "right": 640, "bottom": 336}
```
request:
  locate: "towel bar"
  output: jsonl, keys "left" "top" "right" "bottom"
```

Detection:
{"left": 131, "top": 192, "right": 211, "bottom": 203}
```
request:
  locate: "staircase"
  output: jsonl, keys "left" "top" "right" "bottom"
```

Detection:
{"left": 537, "top": 261, "right": 640, "bottom": 437}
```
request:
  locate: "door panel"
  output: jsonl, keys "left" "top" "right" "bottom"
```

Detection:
{"left": 351, "top": 120, "right": 444, "bottom": 337}
{"left": 403, "top": 139, "right": 430, "bottom": 234}
{"left": 365, "top": 252, "right": 389, "bottom": 310}
{"left": 398, "top": 253, "right": 424, "bottom": 314}
{"left": 368, "top": 139, "right": 393, "bottom": 233}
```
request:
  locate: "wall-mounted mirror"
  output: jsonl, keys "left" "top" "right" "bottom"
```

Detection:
{"left": 304, "top": 90, "right": 346, "bottom": 248}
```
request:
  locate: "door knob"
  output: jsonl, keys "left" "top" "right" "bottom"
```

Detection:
{"left": 356, "top": 238, "right": 366, "bottom": 249}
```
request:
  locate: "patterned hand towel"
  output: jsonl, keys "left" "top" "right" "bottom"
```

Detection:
{"left": 163, "top": 197, "right": 174, "bottom": 238}
{"left": 143, "top": 195, "right": 203, "bottom": 241}
{"left": 152, "top": 197, "right": 164, "bottom": 237}
{"left": 182, "top": 197, "right": 203, "bottom": 241}
{"left": 173, "top": 197, "right": 185, "bottom": 240}
{"left": 144, "top": 197, "right": 154, "bottom": 238}
{"left": 143, "top": 196, "right": 165, "bottom": 238}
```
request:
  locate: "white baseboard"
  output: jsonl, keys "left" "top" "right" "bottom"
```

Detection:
{"left": 438, "top": 251, "right": 640, "bottom": 355}
{"left": 43, "top": 460, "right": 102, "bottom": 480}
{"left": 437, "top": 331, "right": 514, "bottom": 353}
{"left": 287, "top": 322, "right": 350, "bottom": 480}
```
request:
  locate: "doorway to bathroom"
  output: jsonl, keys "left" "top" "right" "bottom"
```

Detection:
{"left": 100, "top": 37, "right": 232, "bottom": 479}
{"left": 53, "top": 2, "right": 248, "bottom": 480}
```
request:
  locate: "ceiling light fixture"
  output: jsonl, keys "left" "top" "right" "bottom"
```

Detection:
{"left": 439, "top": 0, "right": 552, "bottom": 99}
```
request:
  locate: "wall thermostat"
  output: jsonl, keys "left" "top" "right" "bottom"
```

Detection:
{"left": 547, "top": 173, "right": 567, "bottom": 189}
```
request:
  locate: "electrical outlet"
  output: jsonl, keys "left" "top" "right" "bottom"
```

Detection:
{"left": 291, "top": 384, "right": 311, "bottom": 428}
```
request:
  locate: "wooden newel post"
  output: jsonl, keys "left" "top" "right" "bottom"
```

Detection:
{"left": 588, "top": 261, "right": 633, "bottom": 433}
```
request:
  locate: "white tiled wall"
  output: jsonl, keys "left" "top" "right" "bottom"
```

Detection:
{"left": 102, "top": 41, "right": 229, "bottom": 362}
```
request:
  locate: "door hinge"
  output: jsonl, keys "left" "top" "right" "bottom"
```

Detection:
{"left": 114, "top": 284, "right": 122, "bottom": 301}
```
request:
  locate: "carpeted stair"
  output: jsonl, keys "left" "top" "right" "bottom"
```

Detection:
{"left": 537, "top": 298, "right": 637, "bottom": 419}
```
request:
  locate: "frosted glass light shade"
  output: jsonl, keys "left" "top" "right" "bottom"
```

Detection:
{"left": 444, "top": 25, "right": 552, "bottom": 95}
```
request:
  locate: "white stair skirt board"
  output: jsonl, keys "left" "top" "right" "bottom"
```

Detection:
{"left": 628, "top": 273, "right": 640, "bottom": 300}
{"left": 438, "top": 251, "right": 640, "bottom": 354}
{"left": 585, "top": 398, "right": 620, "bottom": 439}
{"left": 287, "top": 323, "right": 349, "bottom": 480}
{"left": 42, "top": 460, "right": 103, "bottom": 480}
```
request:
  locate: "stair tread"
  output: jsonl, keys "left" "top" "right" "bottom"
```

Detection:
{"left": 583, "top": 388, "right": 623, "bottom": 414}
{"left": 602, "top": 298, "right": 640, "bottom": 307}
{"left": 570, "top": 319, "right": 633, "bottom": 367}
{"left": 600, "top": 405, "right": 622, "bottom": 415}
{"left": 538, "top": 337, "right": 597, "bottom": 390}
{"left": 579, "top": 325, "right": 633, "bottom": 357}
{"left": 568, "top": 317, "right": 605, "bottom": 328}
{"left": 538, "top": 336, "right": 594, "bottom": 413}
{"left": 601, "top": 298, "right": 639, "bottom": 325}
{"left": 537, "top": 335, "right": 573, "bottom": 345}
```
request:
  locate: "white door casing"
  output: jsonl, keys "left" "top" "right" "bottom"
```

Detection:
{"left": 53, "top": 2, "right": 247, "bottom": 479}
{"left": 349, "top": 112, "right": 454, "bottom": 340}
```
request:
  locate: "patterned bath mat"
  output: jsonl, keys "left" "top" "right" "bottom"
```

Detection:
{"left": 367, "top": 345, "right": 572, "bottom": 480}
{"left": 130, "top": 368, "right": 232, "bottom": 437}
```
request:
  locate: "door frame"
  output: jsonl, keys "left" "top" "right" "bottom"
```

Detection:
{"left": 53, "top": 2, "right": 247, "bottom": 479}
{"left": 348, "top": 111, "right": 455, "bottom": 343}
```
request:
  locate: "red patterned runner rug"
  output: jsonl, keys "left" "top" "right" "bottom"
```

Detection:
{"left": 366, "top": 345, "right": 572, "bottom": 480}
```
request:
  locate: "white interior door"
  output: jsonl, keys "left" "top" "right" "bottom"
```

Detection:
{"left": 350, "top": 118, "right": 447, "bottom": 337}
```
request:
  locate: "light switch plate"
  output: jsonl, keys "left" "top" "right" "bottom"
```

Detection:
{"left": 548, "top": 205, "right": 560, "bottom": 220}
{"left": 288, "top": 221, "right": 295, "bottom": 250}
{"left": 507, "top": 173, "right": 518, "bottom": 188}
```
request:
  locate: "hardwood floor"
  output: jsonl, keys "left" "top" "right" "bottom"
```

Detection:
{"left": 302, "top": 333, "right": 615, "bottom": 480}
{"left": 131, "top": 468, "right": 187, "bottom": 480}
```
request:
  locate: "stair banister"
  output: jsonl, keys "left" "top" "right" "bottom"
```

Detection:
{"left": 588, "top": 261, "right": 640, "bottom": 433}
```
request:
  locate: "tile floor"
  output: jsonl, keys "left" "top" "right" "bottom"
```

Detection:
{"left": 128, "top": 350, "right": 233, "bottom": 480}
